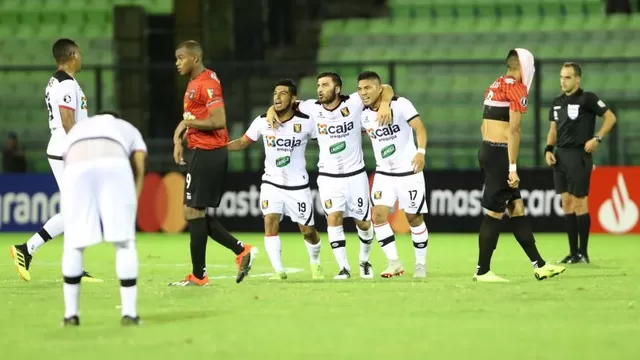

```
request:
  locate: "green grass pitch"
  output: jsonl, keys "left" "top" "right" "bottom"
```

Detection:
{"left": 1, "top": 232, "right": 639, "bottom": 359}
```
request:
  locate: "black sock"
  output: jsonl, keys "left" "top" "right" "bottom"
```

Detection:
{"left": 477, "top": 215, "right": 501, "bottom": 275}
{"left": 510, "top": 216, "right": 546, "bottom": 268}
{"left": 207, "top": 215, "right": 245, "bottom": 255}
{"left": 565, "top": 213, "right": 579, "bottom": 256}
{"left": 577, "top": 213, "right": 591, "bottom": 257}
{"left": 188, "top": 218, "right": 209, "bottom": 279}
{"left": 38, "top": 228, "right": 53, "bottom": 243}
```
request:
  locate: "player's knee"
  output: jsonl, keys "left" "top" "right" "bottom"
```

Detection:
{"left": 507, "top": 200, "right": 525, "bottom": 217}
{"left": 405, "top": 214, "right": 424, "bottom": 228}
{"left": 573, "top": 196, "right": 589, "bottom": 214}
{"left": 371, "top": 206, "right": 389, "bottom": 225}
{"left": 355, "top": 219, "right": 372, "bottom": 231}
{"left": 184, "top": 206, "right": 205, "bottom": 220}
{"left": 300, "top": 226, "right": 318, "bottom": 242}
{"left": 263, "top": 214, "right": 280, "bottom": 235}
{"left": 561, "top": 193, "right": 573, "bottom": 213}
{"left": 326, "top": 212, "right": 343, "bottom": 226}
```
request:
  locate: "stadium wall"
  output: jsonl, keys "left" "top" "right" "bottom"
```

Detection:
{"left": 1, "top": 167, "right": 638, "bottom": 235}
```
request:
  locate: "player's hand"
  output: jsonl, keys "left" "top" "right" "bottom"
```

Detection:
{"left": 545, "top": 151, "right": 556, "bottom": 166}
{"left": 376, "top": 102, "right": 393, "bottom": 126}
{"left": 266, "top": 105, "right": 280, "bottom": 129}
{"left": 173, "top": 143, "right": 186, "bottom": 165}
{"left": 412, "top": 152, "right": 425, "bottom": 173}
{"left": 173, "top": 120, "right": 187, "bottom": 145}
{"left": 508, "top": 171, "right": 520, "bottom": 188}
{"left": 584, "top": 138, "right": 599, "bottom": 153}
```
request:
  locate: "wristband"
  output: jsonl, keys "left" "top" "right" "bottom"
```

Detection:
{"left": 509, "top": 164, "right": 517, "bottom": 172}
{"left": 544, "top": 145, "right": 554, "bottom": 154}
{"left": 417, "top": 148, "right": 426, "bottom": 155}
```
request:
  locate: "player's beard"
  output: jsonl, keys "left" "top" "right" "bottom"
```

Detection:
{"left": 318, "top": 91, "right": 337, "bottom": 105}
{"left": 275, "top": 102, "right": 293, "bottom": 119}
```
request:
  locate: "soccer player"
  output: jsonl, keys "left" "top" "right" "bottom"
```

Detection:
{"left": 170, "top": 40, "right": 256, "bottom": 287}
{"left": 545, "top": 62, "right": 617, "bottom": 264}
{"left": 227, "top": 79, "right": 324, "bottom": 280}
{"left": 358, "top": 71, "right": 429, "bottom": 278}
{"left": 268, "top": 72, "right": 394, "bottom": 279}
{"left": 10, "top": 38, "right": 101, "bottom": 283}
{"left": 60, "top": 111, "right": 146, "bottom": 326}
{"left": 475, "top": 48, "right": 566, "bottom": 282}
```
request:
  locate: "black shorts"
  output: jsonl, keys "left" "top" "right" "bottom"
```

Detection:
{"left": 184, "top": 147, "right": 228, "bottom": 208}
{"left": 478, "top": 141, "right": 521, "bottom": 213}
{"left": 553, "top": 147, "right": 593, "bottom": 198}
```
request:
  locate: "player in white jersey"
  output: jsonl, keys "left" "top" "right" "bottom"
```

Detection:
{"left": 268, "top": 72, "right": 395, "bottom": 280}
{"left": 9, "top": 38, "right": 100, "bottom": 283}
{"left": 228, "top": 80, "right": 324, "bottom": 280}
{"left": 60, "top": 111, "right": 147, "bottom": 327}
{"left": 358, "top": 71, "right": 430, "bottom": 279}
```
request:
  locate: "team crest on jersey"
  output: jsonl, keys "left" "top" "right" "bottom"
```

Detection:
{"left": 568, "top": 104, "right": 580, "bottom": 120}
{"left": 373, "top": 191, "right": 382, "bottom": 200}
{"left": 293, "top": 123, "right": 302, "bottom": 133}
{"left": 207, "top": 88, "right": 214, "bottom": 99}
{"left": 188, "top": 89, "right": 196, "bottom": 100}
{"left": 340, "top": 107, "right": 350, "bottom": 117}
{"left": 261, "top": 200, "right": 269, "bottom": 209}
{"left": 324, "top": 199, "right": 332, "bottom": 209}
{"left": 81, "top": 96, "right": 87, "bottom": 110}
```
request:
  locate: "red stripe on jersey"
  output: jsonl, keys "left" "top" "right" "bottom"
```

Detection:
{"left": 243, "top": 134, "right": 256, "bottom": 143}
{"left": 59, "top": 105, "right": 75, "bottom": 110}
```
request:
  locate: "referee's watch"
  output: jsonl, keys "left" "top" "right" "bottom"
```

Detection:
{"left": 593, "top": 135, "right": 602, "bottom": 143}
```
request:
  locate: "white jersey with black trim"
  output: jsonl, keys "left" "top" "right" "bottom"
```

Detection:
{"left": 361, "top": 96, "right": 420, "bottom": 174}
{"left": 45, "top": 70, "right": 88, "bottom": 131}
{"left": 63, "top": 114, "right": 147, "bottom": 159}
{"left": 244, "top": 111, "right": 315, "bottom": 188}
{"left": 298, "top": 93, "right": 365, "bottom": 176}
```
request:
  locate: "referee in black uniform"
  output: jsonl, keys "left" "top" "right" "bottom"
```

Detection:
{"left": 545, "top": 62, "right": 617, "bottom": 264}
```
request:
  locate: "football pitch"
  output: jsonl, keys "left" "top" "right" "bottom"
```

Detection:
{"left": 1, "top": 232, "right": 639, "bottom": 359}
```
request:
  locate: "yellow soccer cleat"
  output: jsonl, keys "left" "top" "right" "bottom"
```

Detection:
{"left": 534, "top": 263, "right": 566, "bottom": 281}
{"left": 473, "top": 271, "right": 509, "bottom": 283}
{"left": 10, "top": 244, "right": 32, "bottom": 282}
{"left": 81, "top": 271, "right": 104, "bottom": 283}
{"left": 310, "top": 263, "right": 325, "bottom": 279}
{"left": 269, "top": 271, "right": 287, "bottom": 280}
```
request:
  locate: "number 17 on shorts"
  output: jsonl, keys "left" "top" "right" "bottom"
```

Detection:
{"left": 371, "top": 173, "right": 428, "bottom": 214}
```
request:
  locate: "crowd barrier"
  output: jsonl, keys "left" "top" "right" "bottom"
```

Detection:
{"left": 2, "top": 167, "right": 637, "bottom": 234}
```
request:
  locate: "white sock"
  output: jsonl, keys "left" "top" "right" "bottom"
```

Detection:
{"left": 327, "top": 225, "right": 349, "bottom": 270}
{"left": 374, "top": 222, "right": 398, "bottom": 261}
{"left": 305, "top": 240, "right": 321, "bottom": 264}
{"left": 62, "top": 246, "right": 83, "bottom": 318}
{"left": 264, "top": 235, "right": 284, "bottom": 272}
{"left": 357, "top": 223, "right": 374, "bottom": 263}
{"left": 411, "top": 222, "right": 429, "bottom": 265}
{"left": 115, "top": 241, "right": 138, "bottom": 318}
{"left": 27, "top": 213, "right": 64, "bottom": 255}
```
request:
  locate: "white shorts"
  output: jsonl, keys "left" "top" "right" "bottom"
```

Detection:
{"left": 61, "top": 158, "right": 137, "bottom": 249}
{"left": 317, "top": 171, "right": 371, "bottom": 221}
{"left": 260, "top": 183, "right": 314, "bottom": 226}
{"left": 47, "top": 129, "right": 66, "bottom": 187}
{"left": 371, "top": 172, "right": 429, "bottom": 214}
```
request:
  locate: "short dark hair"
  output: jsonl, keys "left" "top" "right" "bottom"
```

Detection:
{"left": 98, "top": 110, "right": 120, "bottom": 118}
{"left": 357, "top": 71, "right": 381, "bottom": 82}
{"left": 316, "top": 72, "right": 342, "bottom": 88}
{"left": 52, "top": 38, "right": 77, "bottom": 63}
{"left": 274, "top": 78, "right": 297, "bottom": 96}
{"left": 562, "top": 62, "right": 582, "bottom": 77}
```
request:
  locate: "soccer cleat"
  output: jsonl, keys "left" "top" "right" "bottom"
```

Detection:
{"left": 63, "top": 316, "right": 80, "bottom": 327}
{"left": 81, "top": 271, "right": 104, "bottom": 283}
{"left": 168, "top": 273, "right": 209, "bottom": 286}
{"left": 310, "top": 263, "right": 325, "bottom": 279}
{"left": 473, "top": 271, "right": 509, "bottom": 282}
{"left": 580, "top": 254, "right": 590, "bottom": 264}
{"left": 333, "top": 268, "right": 351, "bottom": 280}
{"left": 558, "top": 254, "right": 582, "bottom": 264}
{"left": 235, "top": 244, "right": 258, "bottom": 284}
{"left": 10, "top": 244, "right": 32, "bottom": 282}
{"left": 121, "top": 316, "right": 141, "bottom": 326}
{"left": 380, "top": 260, "right": 405, "bottom": 278}
{"left": 534, "top": 263, "right": 566, "bottom": 281}
{"left": 359, "top": 261, "right": 373, "bottom": 279}
{"left": 413, "top": 263, "right": 427, "bottom": 278}
{"left": 269, "top": 271, "right": 287, "bottom": 280}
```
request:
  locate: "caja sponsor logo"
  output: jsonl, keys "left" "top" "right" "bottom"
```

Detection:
{"left": 366, "top": 124, "right": 400, "bottom": 140}
{"left": 266, "top": 136, "right": 302, "bottom": 148}
{"left": 317, "top": 121, "right": 354, "bottom": 135}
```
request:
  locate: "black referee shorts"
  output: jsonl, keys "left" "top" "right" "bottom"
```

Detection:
{"left": 184, "top": 147, "right": 228, "bottom": 209}
{"left": 553, "top": 147, "right": 593, "bottom": 198}
{"left": 478, "top": 141, "right": 521, "bottom": 213}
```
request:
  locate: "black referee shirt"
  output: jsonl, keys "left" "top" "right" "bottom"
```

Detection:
{"left": 548, "top": 88, "right": 609, "bottom": 148}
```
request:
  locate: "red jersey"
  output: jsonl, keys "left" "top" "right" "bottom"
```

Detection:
{"left": 482, "top": 75, "right": 528, "bottom": 122}
{"left": 183, "top": 68, "right": 229, "bottom": 149}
